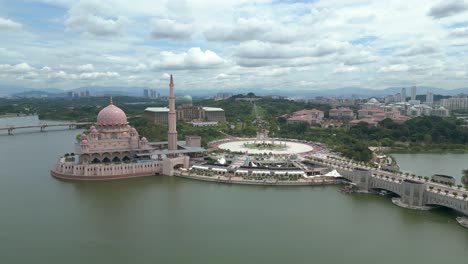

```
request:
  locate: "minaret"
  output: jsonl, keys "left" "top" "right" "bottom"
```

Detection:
{"left": 168, "top": 74, "right": 178, "bottom": 151}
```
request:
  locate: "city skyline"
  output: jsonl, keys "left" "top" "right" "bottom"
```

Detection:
{"left": 1, "top": 0, "right": 468, "bottom": 91}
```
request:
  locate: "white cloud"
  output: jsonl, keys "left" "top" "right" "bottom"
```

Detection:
{"left": 204, "top": 18, "right": 298, "bottom": 44}
{"left": 0, "top": 17, "right": 22, "bottom": 30}
{"left": 151, "top": 18, "right": 193, "bottom": 41}
{"left": 77, "top": 64, "right": 94, "bottom": 71}
{"left": 394, "top": 44, "right": 440, "bottom": 57}
{"left": 65, "top": 1, "right": 128, "bottom": 36}
{"left": 428, "top": 0, "right": 468, "bottom": 19}
{"left": 449, "top": 26, "right": 468, "bottom": 37}
{"left": 0, "top": 63, "right": 35, "bottom": 73}
{"left": 156, "top": 47, "right": 224, "bottom": 70}
{"left": 234, "top": 40, "right": 349, "bottom": 59}
{"left": 378, "top": 64, "right": 410, "bottom": 73}
{"left": 215, "top": 73, "right": 239, "bottom": 80}
{"left": 79, "top": 71, "right": 119, "bottom": 80}
{"left": 334, "top": 64, "right": 360, "bottom": 74}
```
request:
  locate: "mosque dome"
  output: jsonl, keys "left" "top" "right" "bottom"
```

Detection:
{"left": 368, "top": 98, "right": 379, "bottom": 104}
{"left": 181, "top": 95, "right": 192, "bottom": 104}
{"left": 97, "top": 103, "right": 127, "bottom": 126}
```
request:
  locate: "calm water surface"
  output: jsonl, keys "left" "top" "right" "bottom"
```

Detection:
{"left": 0, "top": 117, "right": 467, "bottom": 264}
{"left": 393, "top": 153, "right": 468, "bottom": 181}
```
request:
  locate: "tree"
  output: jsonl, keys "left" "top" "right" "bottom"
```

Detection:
{"left": 463, "top": 194, "right": 467, "bottom": 200}
{"left": 462, "top": 169, "right": 468, "bottom": 186}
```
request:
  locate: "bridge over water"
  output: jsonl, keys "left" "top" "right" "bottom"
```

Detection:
{"left": 311, "top": 157, "right": 468, "bottom": 216}
{"left": 0, "top": 122, "right": 93, "bottom": 135}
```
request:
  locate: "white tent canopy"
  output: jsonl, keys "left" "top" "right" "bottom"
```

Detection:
{"left": 325, "top": 170, "right": 342, "bottom": 177}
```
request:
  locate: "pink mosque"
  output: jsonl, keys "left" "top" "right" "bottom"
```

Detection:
{"left": 51, "top": 75, "right": 204, "bottom": 180}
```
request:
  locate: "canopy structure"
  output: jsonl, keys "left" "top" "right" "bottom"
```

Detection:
{"left": 325, "top": 170, "right": 342, "bottom": 177}
{"left": 191, "top": 165, "right": 209, "bottom": 170}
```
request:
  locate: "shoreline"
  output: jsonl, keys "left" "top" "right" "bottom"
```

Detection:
{"left": 174, "top": 173, "right": 342, "bottom": 186}
{"left": 386, "top": 147, "right": 468, "bottom": 154}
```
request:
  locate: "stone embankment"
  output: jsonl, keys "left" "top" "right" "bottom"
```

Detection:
{"left": 174, "top": 173, "right": 342, "bottom": 186}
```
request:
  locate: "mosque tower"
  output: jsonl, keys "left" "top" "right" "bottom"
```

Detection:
{"left": 168, "top": 74, "right": 178, "bottom": 151}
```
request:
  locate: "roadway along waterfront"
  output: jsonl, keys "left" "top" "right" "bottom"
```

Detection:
{"left": 0, "top": 116, "right": 467, "bottom": 264}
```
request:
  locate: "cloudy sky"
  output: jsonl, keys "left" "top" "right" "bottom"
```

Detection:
{"left": 1, "top": 0, "right": 468, "bottom": 91}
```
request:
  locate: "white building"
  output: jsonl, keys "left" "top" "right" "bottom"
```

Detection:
{"left": 441, "top": 96, "right": 468, "bottom": 110}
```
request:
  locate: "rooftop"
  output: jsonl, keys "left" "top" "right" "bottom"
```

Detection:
{"left": 145, "top": 107, "right": 169, "bottom": 112}
{"left": 202, "top": 107, "right": 224, "bottom": 112}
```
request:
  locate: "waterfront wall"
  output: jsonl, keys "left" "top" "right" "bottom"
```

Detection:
{"left": 175, "top": 173, "right": 342, "bottom": 186}
{"left": 51, "top": 156, "right": 190, "bottom": 179}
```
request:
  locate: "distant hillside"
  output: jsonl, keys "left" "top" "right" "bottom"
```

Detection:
{"left": 2, "top": 85, "right": 468, "bottom": 98}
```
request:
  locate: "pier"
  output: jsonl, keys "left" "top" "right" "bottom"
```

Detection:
{"left": 0, "top": 122, "right": 93, "bottom": 135}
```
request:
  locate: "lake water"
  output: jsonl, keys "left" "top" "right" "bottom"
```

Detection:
{"left": 0, "top": 117, "right": 467, "bottom": 264}
{"left": 393, "top": 153, "right": 468, "bottom": 182}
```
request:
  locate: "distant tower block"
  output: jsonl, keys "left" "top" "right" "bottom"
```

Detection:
{"left": 411, "top": 86, "right": 417, "bottom": 101}
{"left": 168, "top": 74, "right": 178, "bottom": 151}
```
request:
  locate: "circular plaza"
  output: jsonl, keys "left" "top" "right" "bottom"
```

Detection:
{"left": 215, "top": 138, "right": 317, "bottom": 155}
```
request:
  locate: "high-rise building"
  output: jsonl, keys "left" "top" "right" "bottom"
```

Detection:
{"left": 426, "top": 91, "right": 434, "bottom": 104}
{"left": 411, "top": 86, "right": 416, "bottom": 101}
{"left": 441, "top": 96, "right": 468, "bottom": 110}
{"left": 395, "top": 93, "right": 402, "bottom": 102}
{"left": 150, "top": 89, "right": 156, "bottom": 99}
{"left": 143, "top": 89, "right": 149, "bottom": 98}
{"left": 401, "top": 88, "right": 407, "bottom": 102}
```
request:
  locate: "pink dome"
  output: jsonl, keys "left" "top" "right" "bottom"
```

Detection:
{"left": 90, "top": 128, "right": 98, "bottom": 134}
{"left": 97, "top": 104, "right": 127, "bottom": 126}
{"left": 80, "top": 139, "right": 88, "bottom": 145}
{"left": 80, "top": 133, "right": 87, "bottom": 140}
{"left": 130, "top": 127, "right": 138, "bottom": 134}
{"left": 141, "top": 137, "right": 148, "bottom": 142}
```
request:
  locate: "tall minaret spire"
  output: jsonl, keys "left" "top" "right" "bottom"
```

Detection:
{"left": 168, "top": 74, "right": 178, "bottom": 151}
